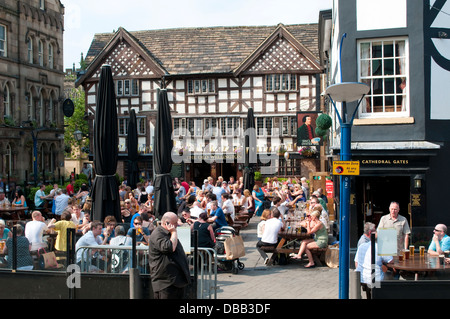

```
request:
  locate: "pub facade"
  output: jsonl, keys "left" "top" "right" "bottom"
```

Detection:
{"left": 76, "top": 24, "right": 324, "bottom": 185}
{"left": 319, "top": 0, "right": 450, "bottom": 246}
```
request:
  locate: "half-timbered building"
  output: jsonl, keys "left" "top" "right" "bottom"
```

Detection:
{"left": 76, "top": 23, "right": 322, "bottom": 185}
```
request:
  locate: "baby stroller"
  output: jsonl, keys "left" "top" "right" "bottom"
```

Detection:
{"left": 214, "top": 226, "right": 245, "bottom": 274}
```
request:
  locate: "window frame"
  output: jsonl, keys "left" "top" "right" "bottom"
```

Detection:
{"left": 116, "top": 79, "right": 139, "bottom": 97}
{"left": 357, "top": 37, "right": 409, "bottom": 119}
{"left": 3, "top": 85, "right": 10, "bottom": 117}
{"left": 256, "top": 117, "right": 273, "bottom": 136}
{"left": 0, "top": 24, "right": 6, "bottom": 57}
{"left": 48, "top": 43, "right": 53, "bottom": 69}
{"left": 27, "top": 36, "right": 33, "bottom": 63}
{"left": 187, "top": 79, "right": 216, "bottom": 95}
{"left": 38, "top": 39, "right": 44, "bottom": 66}
{"left": 39, "top": 94, "right": 45, "bottom": 126}
{"left": 265, "top": 74, "right": 297, "bottom": 93}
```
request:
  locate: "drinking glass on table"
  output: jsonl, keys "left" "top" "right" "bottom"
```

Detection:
{"left": 419, "top": 246, "right": 425, "bottom": 257}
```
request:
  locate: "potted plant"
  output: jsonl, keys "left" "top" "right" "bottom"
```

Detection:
{"left": 254, "top": 171, "right": 263, "bottom": 187}
{"left": 299, "top": 146, "right": 318, "bottom": 158}
{"left": 277, "top": 144, "right": 287, "bottom": 156}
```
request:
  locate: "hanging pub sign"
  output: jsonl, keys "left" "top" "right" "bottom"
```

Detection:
{"left": 296, "top": 112, "right": 322, "bottom": 147}
{"left": 62, "top": 98, "right": 75, "bottom": 117}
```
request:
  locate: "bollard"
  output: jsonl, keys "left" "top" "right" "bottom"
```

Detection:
{"left": 129, "top": 267, "right": 142, "bottom": 299}
{"left": 350, "top": 270, "right": 361, "bottom": 299}
{"left": 12, "top": 226, "right": 17, "bottom": 271}
{"left": 129, "top": 229, "right": 141, "bottom": 299}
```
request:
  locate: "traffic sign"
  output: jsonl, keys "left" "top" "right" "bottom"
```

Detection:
{"left": 333, "top": 160, "right": 360, "bottom": 175}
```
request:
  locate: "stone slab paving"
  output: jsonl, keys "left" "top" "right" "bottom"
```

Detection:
{"left": 216, "top": 215, "right": 340, "bottom": 299}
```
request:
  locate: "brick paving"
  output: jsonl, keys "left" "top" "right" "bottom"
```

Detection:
{"left": 216, "top": 215, "right": 340, "bottom": 299}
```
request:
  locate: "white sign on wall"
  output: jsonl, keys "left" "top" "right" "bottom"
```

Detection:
{"left": 356, "top": 0, "right": 407, "bottom": 31}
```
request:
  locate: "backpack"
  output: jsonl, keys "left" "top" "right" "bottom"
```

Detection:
{"left": 111, "top": 237, "right": 129, "bottom": 273}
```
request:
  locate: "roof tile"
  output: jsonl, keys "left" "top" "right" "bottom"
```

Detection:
{"left": 85, "top": 24, "right": 319, "bottom": 75}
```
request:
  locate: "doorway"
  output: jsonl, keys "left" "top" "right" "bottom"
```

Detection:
{"left": 192, "top": 162, "right": 212, "bottom": 186}
{"left": 355, "top": 176, "right": 411, "bottom": 235}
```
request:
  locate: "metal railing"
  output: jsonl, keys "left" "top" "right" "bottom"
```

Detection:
{"left": 75, "top": 245, "right": 218, "bottom": 299}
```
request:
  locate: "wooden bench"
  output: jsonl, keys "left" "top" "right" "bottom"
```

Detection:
{"left": 308, "top": 247, "right": 328, "bottom": 267}
{"left": 261, "top": 246, "right": 328, "bottom": 266}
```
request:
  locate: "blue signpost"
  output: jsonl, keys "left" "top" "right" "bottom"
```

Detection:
{"left": 324, "top": 33, "right": 370, "bottom": 299}
{"left": 325, "top": 84, "right": 369, "bottom": 299}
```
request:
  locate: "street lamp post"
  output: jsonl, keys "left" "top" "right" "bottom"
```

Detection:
{"left": 325, "top": 82, "right": 369, "bottom": 299}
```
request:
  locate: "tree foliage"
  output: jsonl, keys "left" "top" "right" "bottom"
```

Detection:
{"left": 64, "top": 87, "right": 89, "bottom": 157}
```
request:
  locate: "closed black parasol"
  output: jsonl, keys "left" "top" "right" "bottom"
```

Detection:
{"left": 127, "top": 109, "right": 139, "bottom": 190}
{"left": 152, "top": 89, "right": 177, "bottom": 219}
{"left": 90, "top": 65, "right": 121, "bottom": 222}
{"left": 243, "top": 107, "right": 256, "bottom": 193}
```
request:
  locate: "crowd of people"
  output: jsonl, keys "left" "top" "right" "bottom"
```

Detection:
{"left": 4, "top": 173, "right": 450, "bottom": 298}
{"left": 0, "top": 174, "right": 317, "bottom": 271}
{"left": 255, "top": 188, "right": 330, "bottom": 268}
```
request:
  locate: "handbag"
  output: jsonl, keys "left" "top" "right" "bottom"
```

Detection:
{"left": 37, "top": 248, "right": 62, "bottom": 269}
{"left": 224, "top": 235, "right": 245, "bottom": 260}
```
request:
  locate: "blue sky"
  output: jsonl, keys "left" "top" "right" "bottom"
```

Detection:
{"left": 62, "top": 0, "right": 333, "bottom": 70}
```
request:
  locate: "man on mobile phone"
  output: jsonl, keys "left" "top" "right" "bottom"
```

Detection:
{"left": 148, "top": 212, "right": 191, "bottom": 299}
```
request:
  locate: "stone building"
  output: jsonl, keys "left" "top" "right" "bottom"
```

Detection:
{"left": 0, "top": 0, "right": 65, "bottom": 185}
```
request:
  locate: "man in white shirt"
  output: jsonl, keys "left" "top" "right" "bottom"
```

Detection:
{"left": 212, "top": 182, "right": 225, "bottom": 206}
{"left": 221, "top": 193, "right": 235, "bottom": 221}
{"left": 356, "top": 241, "right": 393, "bottom": 298}
{"left": 256, "top": 208, "right": 284, "bottom": 265}
{"left": 272, "top": 196, "right": 290, "bottom": 217}
{"left": 190, "top": 201, "right": 204, "bottom": 219}
{"left": 75, "top": 220, "right": 106, "bottom": 265}
{"left": 25, "top": 211, "right": 49, "bottom": 251}
{"left": 0, "top": 189, "right": 10, "bottom": 206}
{"left": 145, "top": 180, "right": 154, "bottom": 194}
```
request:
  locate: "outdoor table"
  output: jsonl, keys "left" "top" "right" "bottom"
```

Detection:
{"left": 0, "top": 206, "right": 27, "bottom": 221}
{"left": 391, "top": 253, "right": 450, "bottom": 280}
{"left": 276, "top": 230, "right": 311, "bottom": 251}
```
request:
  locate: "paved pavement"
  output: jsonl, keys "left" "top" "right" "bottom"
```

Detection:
{"left": 216, "top": 215, "right": 340, "bottom": 299}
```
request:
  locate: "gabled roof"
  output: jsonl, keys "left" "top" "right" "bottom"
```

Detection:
{"left": 79, "top": 23, "right": 319, "bottom": 83}
{"left": 76, "top": 27, "right": 167, "bottom": 86}
{"left": 233, "top": 23, "right": 321, "bottom": 76}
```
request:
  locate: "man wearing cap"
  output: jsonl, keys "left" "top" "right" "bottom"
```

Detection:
{"left": 201, "top": 179, "right": 213, "bottom": 193}
{"left": 428, "top": 224, "right": 450, "bottom": 256}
